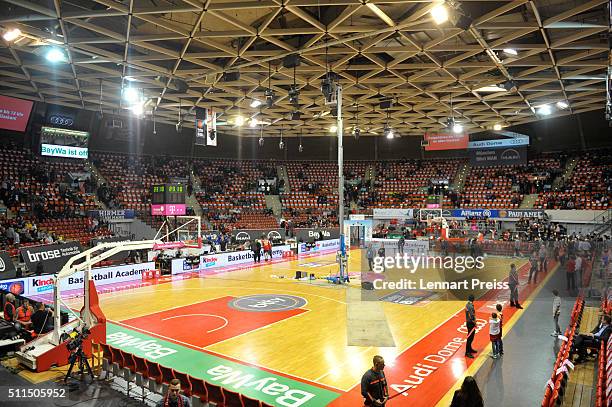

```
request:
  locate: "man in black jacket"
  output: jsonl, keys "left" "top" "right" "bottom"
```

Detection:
{"left": 573, "top": 315, "right": 612, "bottom": 362}
{"left": 361, "top": 355, "right": 388, "bottom": 406}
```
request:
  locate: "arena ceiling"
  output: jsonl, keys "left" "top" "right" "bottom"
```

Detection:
{"left": 0, "top": 0, "right": 609, "bottom": 138}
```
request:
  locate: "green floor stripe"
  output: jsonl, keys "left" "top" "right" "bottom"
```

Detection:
{"left": 106, "top": 322, "right": 340, "bottom": 407}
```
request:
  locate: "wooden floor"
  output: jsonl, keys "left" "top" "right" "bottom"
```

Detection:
{"left": 62, "top": 251, "right": 524, "bottom": 405}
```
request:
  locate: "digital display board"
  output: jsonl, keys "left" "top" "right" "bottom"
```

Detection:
{"left": 40, "top": 126, "right": 89, "bottom": 159}
{"left": 151, "top": 183, "right": 185, "bottom": 204}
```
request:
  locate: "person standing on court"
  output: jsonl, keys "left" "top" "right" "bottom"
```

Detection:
{"left": 508, "top": 263, "right": 523, "bottom": 309}
{"left": 552, "top": 289, "right": 562, "bottom": 337}
{"left": 465, "top": 294, "right": 477, "bottom": 358}
{"left": 361, "top": 355, "right": 389, "bottom": 406}
{"left": 575, "top": 253, "right": 583, "bottom": 287}
{"left": 366, "top": 244, "right": 375, "bottom": 272}
{"left": 398, "top": 235, "right": 405, "bottom": 255}
{"left": 528, "top": 250, "right": 539, "bottom": 284}
{"left": 566, "top": 255, "right": 576, "bottom": 291}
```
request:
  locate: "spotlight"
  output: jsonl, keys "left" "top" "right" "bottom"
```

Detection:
{"left": 537, "top": 104, "right": 552, "bottom": 115}
{"left": 45, "top": 47, "right": 66, "bottom": 63}
{"left": 290, "top": 111, "right": 301, "bottom": 121}
{"left": 130, "top": 103, "right": 144, "bottom": 117}
{"left": 235, "top": 116, "right": 245, "bottom": 126}
{"left": 384, "top": 126, "right": 394, "bottom": 139}
{"left": 329, "top": 125, "right": 337, "bottom": 133}
{"left": 430, "top": 3, "right": 449, "bottom": 25}
{"left": 279, "top": 139, "right": 285, "bottom": 150}
{"left": 493, "top": 123, "right": 502, "bottom": 131}
{"left": 249, "top": 118, "right": 258, "bottom": 128}
{"left": 258, "top": 137, "right": 264, "bottom": 147}
{"left": 250, "top": 99, "right": 262, "bottom": 108}
{"left": 122, "top": 87, "right": 139, "bottom": 103}
{"left": 353, "top": 127, "right": 361, "bottom": 140}
{"left": 556, "top": 101, "right": 568, "bottom": 109}
{"left": 3, "top": 28, "right": 21, "bottom": 42}
{"left": 503, "top": 48, "right": 518, "bottom": 56}
{"left": 298, "top": 143, "right": 303, "bottom": 153}
{"left": 452, "top": 123, "right": 463, "bottom": 134}
{"left": 321, "top": 72, "right": 339, "bottom": 105}
{"left": 265, "top": 89, "right": 275, "bottom": 108}
{"left": 288, "top": 86, "right": 300, "bottom": 107}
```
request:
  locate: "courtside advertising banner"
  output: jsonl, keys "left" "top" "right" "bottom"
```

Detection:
{"left": 0, "top": 250, "right": 17, "bottom": 280}
{"left": 0, "top": 95, "right": 34, "bottom": 132}
{"left": 171, "top": 245, "right": 291, "bottom": 275}
{"left": 20, "top": 242, "right": 83, "bottom": 275}
{"left": 424, "top": 132, "right": 468, "bottom": 151}
{"left": 231, "top": 229, "right": 286, "bottom": 243}
{"left": 298, "top": 239, "right": 340, "bottom": 254}
{"left": 0, "top": 262, "right": 155, "bottom": 296}
{"left": 371, "top": 238, "right": 429, "bottom": 255}
{"left": 294, "top": 228, "right": 339, "bottom": 242}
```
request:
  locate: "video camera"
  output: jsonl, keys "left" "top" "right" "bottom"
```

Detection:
{"left": 63, "top": 327, "right": 90, "bottom": 352}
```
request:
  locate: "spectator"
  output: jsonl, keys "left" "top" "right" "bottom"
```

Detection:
{"left": 156, "top": 378, "right": 191, "bottom": 407}
{"left": 16, "top": 299, "right": 34, "bottom": 328}
{"left": 566, "top": 255, "right": 576, "bottom": 291}
{"left": 450, "top": 376, "right": 483, "bottom": 407}
{"left": 31, "top": 302, "right": 53, "bottom": 334}
{"left": 573, "top": 315, "right": 612, "bottom": 363}
{"left": 3, "top": 293, "right": 16, "bottom": 322}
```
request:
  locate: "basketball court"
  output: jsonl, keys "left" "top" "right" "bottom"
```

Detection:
{"left": 52, "top": 247, "right": 556, "bottom": 407}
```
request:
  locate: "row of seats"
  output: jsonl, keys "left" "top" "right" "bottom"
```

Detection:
{"left": 541, "top": 296, "right": 585, "bottom": 406}
{"left": 595, "top": 296, "right": 612, "bottom": 407}
{"left": 101, "top": 343, "right": 271, "bottom": 407}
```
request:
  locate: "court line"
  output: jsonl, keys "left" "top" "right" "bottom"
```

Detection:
{"left": 161, "top": 313, "right": 229, "bottom": 333}
{"left": 109, "top": 316, "right": 346, "bottom": 394}
{"left": 203, "top": 307, "right": 311, "bottom": 347}
{"left": 118, "top": 295, "right": 230, "bottom": 321}
{"left": 103, "top": 285, "right": 346, "bottom": 305}
{"left": 434, "top": 261, "right": 560, "bottom": 407}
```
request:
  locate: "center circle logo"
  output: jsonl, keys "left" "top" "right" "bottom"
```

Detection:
{"left": 228, "top": 294, "right": 307, "bottom": 312}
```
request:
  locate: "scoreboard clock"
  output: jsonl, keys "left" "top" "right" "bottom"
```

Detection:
{"left": 151, "top": 184, "right": 185, "bottom": 204}
{"left": 166, "top": 184, "right": 185, "bottom": 204}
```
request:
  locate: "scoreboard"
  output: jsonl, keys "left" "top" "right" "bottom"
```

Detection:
{"left": 151, "top": 183, "right": 185, "bottom": 204}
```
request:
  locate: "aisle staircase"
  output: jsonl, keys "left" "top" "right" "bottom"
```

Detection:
{"left": 451, "top": 161, "right": 470, "bottom": 192}
{"left": 277, "top": 165, "right": 290, "bottom": 193}
{"left": 265, "top": 195, "right": 283, "bottom": 217}
{"left": 552, "top": 157, "right": 578, "bottom": 191}
{"left": 519, "top": 194, "right": 539, "bottom": 209}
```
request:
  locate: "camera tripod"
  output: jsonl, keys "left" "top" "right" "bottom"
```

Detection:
{"left": 64, "top": 345, "right": 94, "bottom": 383}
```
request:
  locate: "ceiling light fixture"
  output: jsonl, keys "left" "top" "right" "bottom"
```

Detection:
{"left": 475, "top": 85, "right": 507, "bottom": 92}
{"left": 3, "top": 28, "right": 21, "bottom": 42}
{"left": 249, "top": 118, "right": 258, "bottom": 128}
{"left": 503, "top": 48, "right": 518, "bottom": 56}
{"left": 122, "top": 87, "right": 140, "bottom": 104}
{"left": 235, "top": 116, "right": 245, "bottom": 126}
{"left": 384, "top": 126, "right": 394, "bottom": 139}
{"left": 537, "top": 104, "right": 552, "bottom": 115}
{"left": 45, "top": 47, "right": 66, "bottom": 63}
{"left": 493, "top": 123, "right": 503, "bottom": 131}
{"left": 556, "top": 101, "right": 568, "bottom": 109}
{"left": 130, "top": 103, "right": 144, "bottom": 117}
{"left": 430, "top": 3, "right": 449, "bottom": 25}
{"left": 452, "top": 123, "right": 463, "bottom": 134}
{"left": 250, "top": 99, "right": 262, "bottom": 108}
{"left": 329, "top": 125, "right": 337, "bottom": 133}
